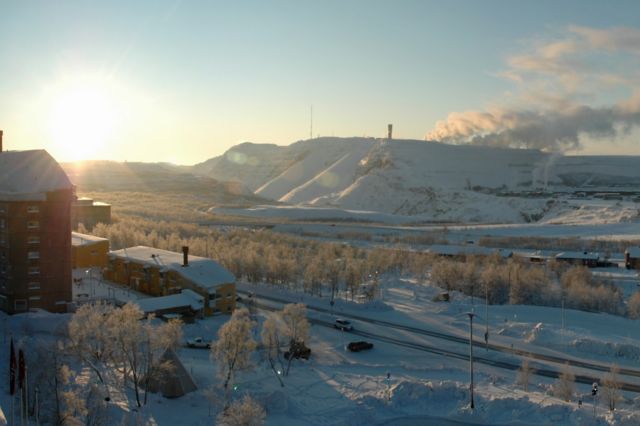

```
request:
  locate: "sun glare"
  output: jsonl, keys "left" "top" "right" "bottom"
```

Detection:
{"left": 47, "top": 75, "right": 121, "bottom": 161}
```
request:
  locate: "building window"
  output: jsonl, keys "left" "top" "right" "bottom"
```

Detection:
{"left": 28, "top": 251, "right": 40, "bottom": 260}
{"left": 0, "top": 219, "right": 4, "bottom": 229}
{"left": 27, "top": 221, "right": 39, "bottom": 230}
{"left": 27, "top": 206, "right": 40, "bottom": 214}
{"left": 0, "top": 206, "right": 5, "bottom": 215}
{"left": 28, "top": 266, "right": 40, "bottom": 275}
{"left": 14, "top": 299, "right": 27, "bottom": 312}
{"left": 28, "top": 282, "right": 40, "bottom": 290}
{"left": 27, "top": 236, "right": 40, "bottom": 244}
{"left": 28, "top": 296, "right": 41, "bottom": 301}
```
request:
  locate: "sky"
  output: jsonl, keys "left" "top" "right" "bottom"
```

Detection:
{"left": 1, "top": 0, "right": 640, "bottom": 164}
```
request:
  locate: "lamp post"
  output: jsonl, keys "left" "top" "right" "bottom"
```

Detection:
{"left": 467, "top": 312, "right": 476, "bottom": 409}
{"left": 485, "top": 285, "right": 489, "bottom": 352}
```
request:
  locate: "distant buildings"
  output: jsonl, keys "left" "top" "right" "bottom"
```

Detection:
{"left": 71, "top": 197, "right": 111, "bottom": 230}
{"left": 0, "top": 134, "right": 74, "bottom": 313}
{"left": 104, "top": 245, "right": 236, "bottom": 315}
{"left": 71, "top": 232, "right": 109, "bottom": 269}
{"left": 625, "top": 247, "right": 640, "bottom": 269}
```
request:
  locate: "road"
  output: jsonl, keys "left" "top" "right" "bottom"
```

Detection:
{"left": 241, "top": 291, "right": 640, "bottom": 393}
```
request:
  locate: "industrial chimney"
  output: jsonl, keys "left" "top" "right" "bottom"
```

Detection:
{"left": 182, "top": 246, "right": 189, "bottom": 267}
{"left": 387, "top": 124, "right": 393, "bottom": 140}
{"left": 0, "top": 130, "right": 3, "bottom": 152}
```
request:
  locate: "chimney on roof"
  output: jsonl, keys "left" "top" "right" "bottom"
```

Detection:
{"left": 0, "top": 130, "right": 3, "bottom": 152}
{"left": 387, "top": 124, "right": 393, "bottom": 140}
{"left": 182, "top": 246, "right": 189, "bottom": 267}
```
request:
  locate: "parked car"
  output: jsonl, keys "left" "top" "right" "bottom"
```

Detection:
{"left": 334, "top": 318, "right": 353, "bottom": 331}
{"left": 347, "top": 341, "right": 374, "bottom": 352}
{"left": 186, "top": 337, "right": 211, "bottom": 349}
{"left": 284, "top": 339, "right": 311, "bottom": 360}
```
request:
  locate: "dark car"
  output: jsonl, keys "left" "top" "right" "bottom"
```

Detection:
{"left": 347, "top": 341, "right": 374, "bottom": 352}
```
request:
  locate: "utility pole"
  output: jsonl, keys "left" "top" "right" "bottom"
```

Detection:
{"left": 485, "top": 285, "right": 489, "bottom": 352}
{"left": 467, "top": 312, "right": 476, "bottom": 409}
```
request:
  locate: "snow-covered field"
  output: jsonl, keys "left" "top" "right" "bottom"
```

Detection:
{"left": 3, "top": 272, "right": 640, "bottom": 425}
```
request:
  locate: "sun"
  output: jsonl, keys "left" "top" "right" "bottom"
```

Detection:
{"left": 47, "top": 75, "right": 120, "bottom": 161}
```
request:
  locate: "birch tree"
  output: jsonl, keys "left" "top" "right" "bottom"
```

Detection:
{"left": 260, "top": 316, "right": 285, "bottom": 387}
{"left": 216, "top": 395, "right": 266, "bottom": 426}
{"left": 280, "top": 303, "right": 310, "bottom": 376}
{"left": 603, "top": 364, "right": 621, "bottom": 411}
{"left": 211, "top": 309, "right": 257, "bottom": 405}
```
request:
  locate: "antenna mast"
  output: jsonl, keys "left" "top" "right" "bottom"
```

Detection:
{"left": 310, "top": 105, "right": 313, "bottom": 140}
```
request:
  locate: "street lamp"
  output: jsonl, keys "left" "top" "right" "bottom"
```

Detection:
{"left": 467, "top": 312, "right": 476, "bottom": 409}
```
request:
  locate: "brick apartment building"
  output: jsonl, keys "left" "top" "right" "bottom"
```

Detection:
{"left": 0, "top": 131, "right": 75, "bottom": 313}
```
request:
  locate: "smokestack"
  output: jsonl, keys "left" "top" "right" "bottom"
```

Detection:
{"left": 182, "top": 246, "right": 189, "bottom": 267}
{"left": 0, "top": 130, "right": 3, "bottom": 152}
{"left": 387, "top": 124, "right": 393, "bottom": 140}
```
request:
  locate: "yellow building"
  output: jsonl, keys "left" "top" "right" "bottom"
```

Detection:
{"left": 71, "top": 232, "right": 109, "bottom": 269}
{"left": 105, "top": 245, "right": 236, "bottom": 315}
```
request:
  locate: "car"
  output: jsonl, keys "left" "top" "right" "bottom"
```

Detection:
{"left": 334, "top": 319, "right": 353, "bottom": 331}
{"left": 347, "top": 341, "right": 374, "bottom": 352}
{"left": 186, "top": 337, "right": 211, "bottom": 349}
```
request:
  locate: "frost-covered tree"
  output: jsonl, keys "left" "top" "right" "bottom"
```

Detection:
{"left": 68, "top": 302, "right": 117, "bottom": 385}
{"left": 280, "top": 303, "right": 310, "bottom": 376}
{"left": 69, "top": 302, "right": 182, "bottom": 409}
{"left": 603, "top": 364, "right": 621, "bottom": 411}
{"left": 211, "top": 308, "right": 257, "bottom": 404}
{"left": 260, "top": 316, "right": 285, "bottom": 387}
{"left": 516, "top": 359, "right": 532, "bottom": 392}
{"left": 627, "top": 292, "right": 640, "bottom": 319}
{"left": 216, "top": 394, "right": 266, "bottom": 426}
{"left": 554, "top": 363, "right": 575, "bottom": 402}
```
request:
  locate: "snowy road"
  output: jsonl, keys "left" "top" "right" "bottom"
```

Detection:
{"left": 243, "top": 291, "right": 640, "bottom": 393}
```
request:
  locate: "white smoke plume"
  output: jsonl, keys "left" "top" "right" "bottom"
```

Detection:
{"left": 426, "top": 26, "right": 640, "bottom": 151}
{"left": 427, "top": 97, "right": 640, "bottom": 151}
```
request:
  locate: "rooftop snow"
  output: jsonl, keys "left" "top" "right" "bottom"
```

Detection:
{"left": 72, "top": 232, "right": 109, "bottom": 247}
{"left": 109, "top": 246, "right": 235, "bottom": 292}
{"left": 0, "top": 150, "right": 73, "bottom": 200}
{"left": 555, "top": 251, "right": 600, "bottom": 260}
{"left": 134, "top": 289, "right": 204, "bottom": 313}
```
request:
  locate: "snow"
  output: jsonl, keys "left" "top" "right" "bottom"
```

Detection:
{"left": 109, "top": 246, "right": 235, "bottom": 293}
{"left": 0, "top": 149, "right": 72, "bottom": 199}
{"left": 3, "top": 272, "right": 640, "bottom": 425}
{"left": 72, "top": 231, "right": 109, "bottom": 247}
{"left": 134, "top": 289, "right": 204, "bottom": 313}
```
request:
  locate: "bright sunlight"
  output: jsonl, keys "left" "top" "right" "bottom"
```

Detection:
{"left": 47, "top": 74, "right": 121, "bottom": 161}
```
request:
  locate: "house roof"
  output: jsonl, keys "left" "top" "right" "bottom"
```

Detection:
{"left": 72, "top": 232, "right": 109, "bottom": 247}
{"left": 134, "top": 289, "right": 204, "bottom": 313}
{"left": 0, "top": 150, "right": 73, "bottom": 200}
{"left": 555, "top": 251, "right": 600, "bottom": 261}
{"left": 109, "top": 246, "right": 235, "bottom": 292}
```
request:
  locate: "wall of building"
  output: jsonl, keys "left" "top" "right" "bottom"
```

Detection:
{"left": 71, "top": 202, "right": 111, "bottom": 230}
{"left": 0, "top": 189, "right": 73, "bottom": 313}
{"left": 72, "top": 240, "right": 110, "bottom": 269}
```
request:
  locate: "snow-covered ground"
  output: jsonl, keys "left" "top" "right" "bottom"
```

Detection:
{"left": 3, "top": 272, "right": 640, "bottom": 425}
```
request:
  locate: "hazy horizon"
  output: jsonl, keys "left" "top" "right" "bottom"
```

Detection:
{"left": 2, "top": 0, "right": 640, "bottom": 164}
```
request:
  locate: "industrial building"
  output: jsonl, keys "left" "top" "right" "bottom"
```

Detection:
{"left": 71, "top": 197, "right": 111, "bottom": 230}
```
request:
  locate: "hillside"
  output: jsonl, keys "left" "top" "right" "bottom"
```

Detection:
{"left": 62, "top": 160, "right": 266, "bottom": 205}
{"left": 192, "top": 138, "right": 640, "bottom": 223}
